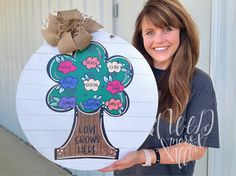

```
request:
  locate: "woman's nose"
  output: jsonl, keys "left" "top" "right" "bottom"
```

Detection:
{"left": 152, "top": 31, "right": 164, "bottom": 44}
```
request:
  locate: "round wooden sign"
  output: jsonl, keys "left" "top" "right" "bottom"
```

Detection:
{"left": 16, "top": 31, "right": 158, "bottom": 170}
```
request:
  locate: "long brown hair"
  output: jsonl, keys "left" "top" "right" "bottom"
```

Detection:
{"left": 132, "top": 0, "right": 199, "bottom": 122}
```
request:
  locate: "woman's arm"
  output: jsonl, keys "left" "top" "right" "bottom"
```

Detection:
{"left": 157, "top": 142, "right": 206, "bottom": 164}
{"left": 99, "top": 142, "right": 207, "bottom": 172}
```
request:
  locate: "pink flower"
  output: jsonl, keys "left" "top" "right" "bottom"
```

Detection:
{"left": 106, "top": 80, "right": 124, "bottom": 94}
{"left": 83, "top": 57, "right": 100, "bottom": 69}
{"left": 58, "top": 61, "right": 77, "bottom": 74}
{"left": 105, "top": 99, "right": 122, "bottom": 110}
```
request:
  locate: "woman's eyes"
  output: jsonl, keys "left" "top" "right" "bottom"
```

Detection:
{"left": 146, "top": 31, "right": 153, "bottom": 35}
{"left": 145, "top": 27, "right": 173, "bottom": 35}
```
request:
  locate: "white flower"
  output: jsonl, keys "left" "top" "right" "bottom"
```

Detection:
{"left": 107, "top": 62, "right": 122, "bottom": 73}
{"left": 84, "top": 79, "right": 100, "bottom": 91}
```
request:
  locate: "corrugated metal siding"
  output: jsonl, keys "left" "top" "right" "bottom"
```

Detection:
{"left": 209, "top": 0, "right": 236, "bottom": 175}
{"left": 0, "top": 0, "right": 113, "bottom": 175}
{"left": 0, "top": 0, "right": 26, "bottom": 137}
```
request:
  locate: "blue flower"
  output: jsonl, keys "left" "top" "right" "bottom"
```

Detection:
{"left": 83, "top": 98, "right": 101, "bottom": 111}
{"left": 59, "top": 97, "right": 76, "bottom": 109}
{"left": 59, "top": 76, "right": 78, "bottom": 89}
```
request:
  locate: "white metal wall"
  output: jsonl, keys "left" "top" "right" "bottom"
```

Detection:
{"left": 209, "top": 0, "right": 236, "bottom": 175}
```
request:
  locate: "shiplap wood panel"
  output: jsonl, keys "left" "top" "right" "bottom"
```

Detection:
{"left": 16, "top": 31, "right": 157, "bottom": 171}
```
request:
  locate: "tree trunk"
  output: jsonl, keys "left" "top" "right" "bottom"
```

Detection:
{"left": 55, "top": 108, "right": 119, "bottom": 160}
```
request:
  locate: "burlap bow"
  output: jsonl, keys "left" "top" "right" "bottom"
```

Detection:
{"left": 41, "top": 9, "right": 103, "bottom": 53}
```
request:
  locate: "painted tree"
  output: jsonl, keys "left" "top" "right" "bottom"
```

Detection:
{"left": 46, "top": 41, "right": 133, "bottom": 160}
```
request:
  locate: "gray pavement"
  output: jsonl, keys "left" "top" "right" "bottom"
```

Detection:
{"left": 0, "top": 126, "right": 71, "bottom": 176}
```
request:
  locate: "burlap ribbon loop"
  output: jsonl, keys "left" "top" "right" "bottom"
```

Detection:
{"left": 41, "top": 9, "right": 103, "bottom": 53}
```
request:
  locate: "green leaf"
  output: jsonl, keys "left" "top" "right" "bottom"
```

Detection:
{"left": 121, "top": 68, "right": 127, "bottom": 72}
{"left": 59, "top": 87, "right": 64, "bottom": 93}
{"left": 103, "top": 76, "right": 108, "bottom": 83}
{"left": 97, "top": 96, "right": 102, "bottom": 100}
{"left": 52, "top": 97, "right": 61, "bottom": 102}
{"left": 56, "top": 85, "right": 61, "bottom": 90}
{"left": 85, "top": 74, "right": 89, "bottom": 80}
{"left": 60, "top": 55, "right": 65, "bottom": 62}
{"left": 50, "top": 102, "right": 58, "bottom": 107}
{"left": 55, "top": 56, "right": 61, "bottom": 63}
{"left": 109, "top": 75, "right": 113, "bottom": 82}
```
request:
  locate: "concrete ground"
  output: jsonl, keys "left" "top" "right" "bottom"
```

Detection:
{"left": 0, "top": 126, "right": 71, "bottom": 176}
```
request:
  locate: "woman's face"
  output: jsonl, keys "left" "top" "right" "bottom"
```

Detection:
{"left": 141, "top": 17, "right": 180, "bottom": 69}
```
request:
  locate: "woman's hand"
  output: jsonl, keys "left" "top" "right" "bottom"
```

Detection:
{"left": 99, "top": 150, "right": 144, "bottom": 172}
{"left": 99, "top": 142, "right": 207, "bottom": 172}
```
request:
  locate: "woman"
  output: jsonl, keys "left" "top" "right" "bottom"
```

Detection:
{"left": 100, "top": 0, "right": 219, "bottom": 175}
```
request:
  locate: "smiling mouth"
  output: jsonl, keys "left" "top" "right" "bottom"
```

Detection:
{"left": 154, "top": 47, "right": 168, "bottom": 51}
